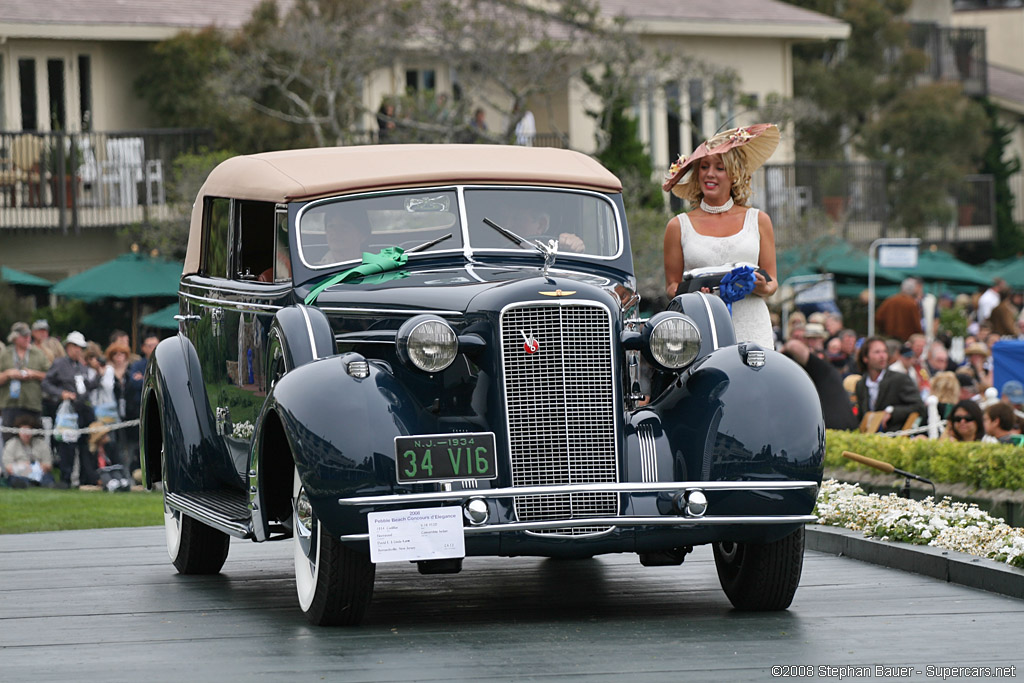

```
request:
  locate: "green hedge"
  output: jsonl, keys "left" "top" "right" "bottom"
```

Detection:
{"left": 826, "top": 430, "right": 1024, "bottom": 491}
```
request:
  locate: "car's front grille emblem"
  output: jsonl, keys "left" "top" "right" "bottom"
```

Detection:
{"left": 520, "top": 330, "right": 540, "bottom": 354}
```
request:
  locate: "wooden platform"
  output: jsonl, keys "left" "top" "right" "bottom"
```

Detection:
{"left": 1, "top": 526, "right": 1021, "bottom": 682}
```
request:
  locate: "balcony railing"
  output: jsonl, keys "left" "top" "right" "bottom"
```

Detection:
{"left": 908, "top": 23, "right": 988, "bottom": 97}
{"left": 0, "top": 129, "right": 213, "bottom": 232}
{"left": 754, "top": 162, "right": 994, "bottom": 250}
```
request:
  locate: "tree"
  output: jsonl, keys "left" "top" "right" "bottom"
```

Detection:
{"left": 979, "top": 99, "right": 1024, "bottom": 256}
{"left": 221, "top": 0, "right": 418, "bottom": 147}
{"left": 133, "top": 28, "right": 293, "bottom": 153}
{"left": 786, "top": 0, "right": 925, "bottom": 160}
{"left": 862, "top": 83, "right": 988, "bottom": 230}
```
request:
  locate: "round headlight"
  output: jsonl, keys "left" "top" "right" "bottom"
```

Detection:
{"left": 397, "top": 316, "right": 458, "bottom": 373}
{"left": 646, "top": 313, "right": 701, "bottom": 370}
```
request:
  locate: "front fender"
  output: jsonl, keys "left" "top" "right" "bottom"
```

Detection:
{"left": 643, "top": 345, "right": 825, "bottom": 511}
{"left": 256, "top": 352, "right": 425, "bottom": 538}
{"left": 269, "top": 304, "right": 336, "bottom": 375}
{"left": 141, "top": 335, "right": 232, "bottom": 492}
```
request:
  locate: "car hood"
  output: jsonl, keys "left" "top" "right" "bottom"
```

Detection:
{"left": 299, "top": 262, "right": 634, "bottom": 313}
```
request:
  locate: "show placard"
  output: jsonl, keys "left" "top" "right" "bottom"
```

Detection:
{"left": 368, "top": 507, "right": 465, "bottom": 564}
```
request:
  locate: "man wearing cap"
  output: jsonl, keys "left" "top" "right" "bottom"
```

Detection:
{"left": 42, "top": 332, "right": 100, "bottom": 487}
{"left": 0, "top": 322, "right": 50, "bottom": 445}
{"left": 1002, "top": 380, "right": 1024, "bottom": 412}
{"left": 31, "top": 319, "right": 65, "bottom": 364}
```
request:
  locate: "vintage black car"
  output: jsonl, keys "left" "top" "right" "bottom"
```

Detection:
{"left": 142, "top": 144, "right": 824, "bottom": 625}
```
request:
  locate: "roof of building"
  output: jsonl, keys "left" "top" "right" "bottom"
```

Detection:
{"left": 0, "top": 0, "right": 848, "bottom": 41}
{"left": 183, "top": 144, "right": 622, "bottom": 273}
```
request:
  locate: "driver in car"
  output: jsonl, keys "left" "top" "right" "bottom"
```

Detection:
{"left": 508, "top": 206, "right": 586, "bottom": 253}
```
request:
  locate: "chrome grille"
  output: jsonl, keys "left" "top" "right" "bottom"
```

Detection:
{"left": 501, "top": 302, "right": 618, "bottom": 535}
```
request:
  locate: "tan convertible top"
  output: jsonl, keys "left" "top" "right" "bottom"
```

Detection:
{"left": 183, "top": 144, "right": 622, "bottom": 275}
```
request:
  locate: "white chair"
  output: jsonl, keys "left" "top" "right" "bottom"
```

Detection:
{"left": 101, "top": 137, "right": 165, "bottom": 207}
{"left": 76, "top": 137, "right": 102, "bottom": 206}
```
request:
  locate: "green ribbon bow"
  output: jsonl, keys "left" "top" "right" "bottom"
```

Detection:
{"left": 303, "top": 247, "right": 409, "bottom": 305}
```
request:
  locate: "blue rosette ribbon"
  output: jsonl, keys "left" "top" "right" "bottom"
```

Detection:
{"left": 304, "top": 246, "right": 409, "bottom": 305}
{"left": 718, "top": 265, "right": 756, "bottom": 314}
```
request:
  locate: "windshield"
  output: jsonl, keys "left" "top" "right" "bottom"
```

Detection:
{"left": 464, "top": 188, "right": 619, "bottom": 257}
{"left": 298, "top": 190, "right": 462, "bottom": 269}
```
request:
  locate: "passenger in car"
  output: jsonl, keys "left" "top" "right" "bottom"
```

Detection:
{"left": 318, "top": 212, "right": 369, "bottom": 265}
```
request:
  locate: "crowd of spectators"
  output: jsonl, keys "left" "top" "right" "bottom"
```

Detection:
{"left": 778, "top": 276, "right": 1024, "bottom": 444}
{"left": 0, "top": 321, "right": 160, "bottom": 489}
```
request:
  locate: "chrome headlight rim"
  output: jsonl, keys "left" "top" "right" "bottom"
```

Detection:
{"left": 642, "top": 312, "right": 702, "bottom": 371}
{"left": 396, "top": 315, "right": 459, "bottom": 373}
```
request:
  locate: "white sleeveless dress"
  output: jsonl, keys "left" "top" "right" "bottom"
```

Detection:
{"left": 678, "top": 207, "right": 774, "bottom": 348}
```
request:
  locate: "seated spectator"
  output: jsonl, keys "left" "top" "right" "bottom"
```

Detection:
{"left": 983, "top": 402, "right": 1021, "bottom": 445}
{"left": 924, "top": 340, "right": 952, "bottom": 377}
{"left": 2, "top": 415, "right": 54, "bottom": 487}
{"left": 803, "top": 323, "right": 827, "bottom": 358}
{"left": 960, "top": 342, "right": 992, "bottom": 394}
{"left": 836, "top": 329, "right": 860, "bottom": 377}
{"left": 1002, "top": 380, "right": 1024, "bottom": 412}
{"left": 941, "top": 399, "right": 984, "bottom": 442}
{"left": 929, "top": 371, "right": 960, "bottom": 422}
{"left": 854, "top": 336, "right": 926, "bottom": 433}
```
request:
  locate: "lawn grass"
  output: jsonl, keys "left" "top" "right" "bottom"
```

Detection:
{"left": 0, "top": 487, "right": 164, "bottom": 534}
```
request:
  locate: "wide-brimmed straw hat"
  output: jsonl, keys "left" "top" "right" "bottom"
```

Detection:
{"left": 965, "top": 342, "right": 990, "bottom": 358}
{"left": 662, "top": 123, "right": 780, "bottom": 197}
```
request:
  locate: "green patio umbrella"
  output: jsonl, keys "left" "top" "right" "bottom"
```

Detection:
{"left": 52, "top": 253, "right": 181, "bottom": 348}
{"left": 141, "top": 302, "right": 181, "bottom": 330}
{"left": 0, "top": 265, "right": 52, "bottom": 288}
{"left": 987, "top": 259, "right": 1024, "bottom": 290}
{"left": 779, "top": 244, "right": 905, "bottom": 284}
{"left": 893, "top": 249, "right": 991, "bottom": 287}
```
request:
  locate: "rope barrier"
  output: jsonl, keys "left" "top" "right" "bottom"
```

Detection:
{"left": 875, "top": 420, "right": 946, "bottom": 438}
{"left": 0, "top": 419, "right": 139, "bottom": 437}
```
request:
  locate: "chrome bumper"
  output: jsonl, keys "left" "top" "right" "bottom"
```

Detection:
{"left": 336, "top": 480, "right": 819, "bottom": 541}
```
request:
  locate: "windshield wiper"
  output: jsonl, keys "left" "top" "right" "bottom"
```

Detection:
{"left": 481, "top": 217, "right": 543, "bottom": 253}
{"left": 406, "top": 233, "right": 453, "bottom": 253}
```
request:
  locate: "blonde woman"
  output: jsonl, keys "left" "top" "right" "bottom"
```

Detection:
{"left": 663, "top": 124, "right": 780, "bottom": 348}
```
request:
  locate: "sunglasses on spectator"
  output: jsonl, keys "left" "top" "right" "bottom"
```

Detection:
{"left": 952, "top": 415, "right": 973, "bottom": 423}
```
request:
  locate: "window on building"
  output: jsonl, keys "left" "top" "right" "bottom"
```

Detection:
{"left": 405, "top": 69, "right": 436, "bottom": 94}
{"left": 0, "top": 56, "right": 6, "bottom": 130}
{"left": 688, "top": 79, "right": 704, "bottom": 151}
{"left": 19, "top": 58, "right": 37, "bottom": 131}
{"left": 47, "top": 59, "right": 66, "bottom": 131}
{"left": 78, "top": 55, "right": 92, "bottom": 131}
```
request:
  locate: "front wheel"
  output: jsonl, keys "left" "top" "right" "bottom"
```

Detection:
{"left": 164, "top": 499, "right": 230, "bottom": 574}
{"left": 293, "top": 468, "right": 375, "bottom": 626}
{"left": 713, "top": 527, "right": 805, "bottom": 611}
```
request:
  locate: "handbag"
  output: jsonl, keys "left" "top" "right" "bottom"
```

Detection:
{"left": 54, "top": 399, "right": 80, "bottom": 443}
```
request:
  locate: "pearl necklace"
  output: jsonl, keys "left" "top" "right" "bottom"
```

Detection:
{"left": 700, "top": 197, "right": 734, "bottom": 214}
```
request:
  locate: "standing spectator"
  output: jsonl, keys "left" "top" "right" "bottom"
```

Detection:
{"left": 976, "top": 278, "right": 1007, "bottom": 328}
{"left": 85, "top": 343, "right": 117, "bottom": 421}
{"left": 31, "top": 319, "right": 65, "bottom": 364}
{"left": 41, "top": 331, "right": 99, "bottom": 487}
{"left": 823, "top": 312, "right": 844, "bottom": 339}
{"left": 983, "top": 402, "right": 1020, "bottom": 444}
{"left": 2, "top": 414, "right": 54, "bottom": 487}
{"left": 0, "top": 322, "right": 50, "bottom": 445}
{"left": 514, "top": 107, "right": 536, "bottom": 146}
{"left": 803, "top": 323, "right": 827, "bottom": 357}
{"left": 782, "top": 339, "right": 858, "bottom": 430}
{"left": 376, "top": 100, "right": 396, "bottom": 143}
{"left": 875, "top": 278, "right": 923, "bottom": 342}
{"left": 989, "top": 289, "right": 1018, "bottom": 337}
{"left": 836, "top": 329, "right": 860, "bottom": 377}
{"left": 123, "top": 333, "right": 159, "bottom": 471}
{"left": 470, "top": 108, "right": 488, "bottom": 136}
{"left": 854, "top": 336, "right": 925, "bottom": 433}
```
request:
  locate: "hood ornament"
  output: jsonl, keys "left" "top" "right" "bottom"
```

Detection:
{"left": 520, "top": 331, "right": 540, "bottom": 354}
{"left": 539, "top": 289, "right": 576, "bottom": 297}
{"left": 535, "top": 238, "right": 558, "bottom": 275}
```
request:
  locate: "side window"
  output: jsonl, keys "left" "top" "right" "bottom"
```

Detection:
{"left": 274, "top": 207, "right": 292, "bottom": 283}
{"left": 203, "top": 196, "right": 230, "bottom": 278}
{"left": 235, "top": 200, "right": 276, "bottom": 281}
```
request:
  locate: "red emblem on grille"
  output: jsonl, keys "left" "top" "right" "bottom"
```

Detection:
{"left": 521, "top": 331, "right": 539, "bottom": 354}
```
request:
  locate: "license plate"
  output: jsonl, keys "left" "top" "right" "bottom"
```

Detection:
{"left": 395, "top": 432, "right": 498, "bottom": 483}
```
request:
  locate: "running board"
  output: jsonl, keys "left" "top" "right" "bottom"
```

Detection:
{"left": 165, "top": 490, "right": 253, "bottom": 539}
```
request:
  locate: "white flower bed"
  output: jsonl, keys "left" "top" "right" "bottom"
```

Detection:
{"left": 815, "top": 480, "right": 1024, "bottom": 569}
